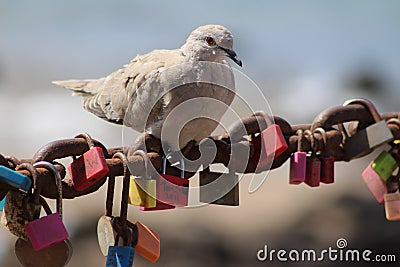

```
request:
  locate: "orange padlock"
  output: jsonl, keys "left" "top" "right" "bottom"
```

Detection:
{"left": 135, "top": 221, "right": 160, "bottom": 262}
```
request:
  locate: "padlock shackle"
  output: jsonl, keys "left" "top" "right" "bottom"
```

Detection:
{"left": 111, "top": 153, "right": 130, "bottom": 224}
{"left": 162, "top": 155, "right": 185, "bottom": 178}
{"left": 343, "top": 98, "right": 383, "bottom": 123}
{"left": 132, "top": 150, "right": 153, "bottom": 178}
{"left": 74, "top": 133, "right": 95, "bottom": 149}
{"left": 16, "top": 163, "right": 40, "bottom": 204}
{"left": 162, "top": 157, "right": 167, "bottom": 175}
{"left": 314, "top": 128, "right": 327, "bottom": 147}
{"left": 296, "top": 129, "right": 305, "bottom": 152}
{"left": 22, "top": 195, "right": 53, "bottom": 222}
{"left": 304, "top": 130, "right": 316, "bottom": 155}
{"left": 112, "top": 217, "right": 133, "bottom": 246}
{"left": 105, "top": 176, "right": 116, "bottom": 217}
{"left": 33, "top": 161, "right": 63, "bottom": 219}
{"left": 252, "top": 111, "right": 274, "bottom": 131}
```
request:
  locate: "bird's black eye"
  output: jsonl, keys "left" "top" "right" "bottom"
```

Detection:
{"left": 204, "top": 36, "right": 216, "bottom": 46}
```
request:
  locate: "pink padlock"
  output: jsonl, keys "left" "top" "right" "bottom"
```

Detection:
{"left": 362, "top": 162, "right": 387, "bottom": 204}
{"left": 314, "top": 128, "right": 335, "bottom": 184}
{"left": 24, "top": 162, "right": 69, "bottom": 251}
{"left": 304, "top": 130, "right": 320, "bottom": 187}
{"left": 384, "top": 193, "right": 400, "bottom": 221}
{"left": 290, "top": 130, "right": 307, "bottom": 184}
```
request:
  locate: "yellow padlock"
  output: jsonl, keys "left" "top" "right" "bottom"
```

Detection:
{"left": 129, "top": 177, "right": 156, "bottom": 207}
{"left": 128, "top": 150, "right": 156, "bottom": 208}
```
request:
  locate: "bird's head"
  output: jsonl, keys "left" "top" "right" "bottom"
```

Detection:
{"left": 181, "top": 24, "right": 242, "bottom": 67}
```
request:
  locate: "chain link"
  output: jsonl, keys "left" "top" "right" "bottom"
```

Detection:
{"left": 0, "top": 99, "right": 399, "bottom": 200}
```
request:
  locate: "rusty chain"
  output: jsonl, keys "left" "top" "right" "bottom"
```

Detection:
{"left": 1, "top": 99, "right": 400, "bottom": 201}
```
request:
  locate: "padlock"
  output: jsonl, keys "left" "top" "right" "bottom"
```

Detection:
{"left": 304, "top": 130, "right": 320, "bottom": 187}
{"left": 158, "top": 157, "right": 189, "bottom": 206}
{"left": 289, "top": 130, "right": 307, "bottom": 185}
{"left": 128, "top": 150, "right": 156, "bottom": 208}
{"left": 25, "top": 161, "right": 69, "bottom": 251}
{"left": 68, "top": 133, "right": 109, "bottom": 191}
{"left": 0, "top": 165, "right": 32, "bottom": 192}
{"left": 98, "top": 152, "right": 134, "bottom": 257}
{"left": 129, "top": 178, "right": 156, "bottom": 207}
{"left": 97, "top": 176, "right": 117, "bottom": 256}
{"left": 199, "top": 167, "right": 239, "bottom": 206}
{"left": 106, "top": 246, "right": 135, "bottom": 267}
{"left": 2, "top": 164, "right": 43, "bottom": 240}
{"left": 24, "top": 197, "right": 69, "bottom": 251}
{"left": 319, "top": 156, "right": 335, "bottom": 184}
{"left": 0, "top": 196, "right": 5, "bottom": 212}
{"left": 371, "top": 150, "right": 397, "bottom": 181}
{"left": 384, "top": 192, "right": 400, "bottom": 221}
{"left": 361, "top": 162, "right": 387, "bottom": 204}
{"left": 251, "top": 111, "right": 288, "bottom": 169}
{"left": 106, "top": 219, "right": 134, "bottom": 267}
{"left": 134, "top": 221, "right": 161, "bottom": 262}
{"left": 105, "top": 156, "right": 135, "bottom": 267}
{"left": 140, "top": 156, "right": 188, "bottom": 211}
{"left": 313, "top": 128, "right": 335, "bottom": 184}
{"left": 343, "top": 99, "right": 394, "bottom": 159}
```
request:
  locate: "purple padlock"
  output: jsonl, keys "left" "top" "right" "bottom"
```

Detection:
{"left": 24, "top": 162, "right": 69, "bottom": 251}
{"left": 24, "top": 197, "right": 69, "bottom": 251}
{"left": 362, "top": 161, "right": 387, "bottom": 204}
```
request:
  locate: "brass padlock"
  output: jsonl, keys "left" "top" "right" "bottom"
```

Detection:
{"left": 199, "top": 166, "right": 239, "bottom": 206}
{"left": 343, "top": 99, "right": 394, "bottom": 159}
{"left": 1, "top": 163, "right": 41, "bottom": 240}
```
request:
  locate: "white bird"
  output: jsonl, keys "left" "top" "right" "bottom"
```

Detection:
{"left": 53, "top": 24, "right": 242, "bottom": 152}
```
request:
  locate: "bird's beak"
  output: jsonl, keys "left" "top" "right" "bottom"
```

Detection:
{"left": 220, "top": 47, "right": 242, "bottom": 67}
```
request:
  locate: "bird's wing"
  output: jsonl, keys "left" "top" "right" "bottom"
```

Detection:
{"left": 53, "top": 49, "right": 184, "bottom": 126}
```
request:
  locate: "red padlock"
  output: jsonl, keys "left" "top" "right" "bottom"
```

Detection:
{"left": 68, "top": 134, "right": 109, "bottom": 191}
{"left": 304, "top": 130, "right": 320, "bottom": 187}
{"left": 140, "top": 157, "right": 188, "bottom": 211}
{"left": 314, "top": 128, "right": 335, "bottom": 184}
{"left": 252, "top": 111, "right": 288, "bottom": 169}
{"left": 289, "top": 130, "right": 307, "bottom": 185}
{"left": 319, "top": 156, "right": 335, "bottom": 184}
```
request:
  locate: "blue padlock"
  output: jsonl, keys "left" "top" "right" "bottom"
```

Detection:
{"left": 106, "top": 246, "right": 135, "bottom": 267}
{"left": 0, "top": 166, "right": 32, "bottom": 191}
{"left": 0, "top": 196, "right": 5, "bottom": 212}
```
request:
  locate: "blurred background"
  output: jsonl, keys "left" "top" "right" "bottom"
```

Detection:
{"left": 1, "top": 0, "right": 400, "bottom": 266}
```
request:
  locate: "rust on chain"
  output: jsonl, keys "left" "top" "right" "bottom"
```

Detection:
{"left": 310, "top": 104, "right": 374, "bottom": 131}
{"left": 1, "top": 99, "right": 400, "bottom": 201}
{"left": 0, "top": 154, "right": 10, "bottom": 168}
{"left": 32, "top": 137, "right": 110, "bottom": 163}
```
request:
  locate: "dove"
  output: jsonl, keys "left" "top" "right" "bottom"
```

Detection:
{"left": 53, "top": 24, "right": 242, "bottom": 153}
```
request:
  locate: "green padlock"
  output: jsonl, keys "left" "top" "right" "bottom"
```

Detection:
{"left": 371, "top": 150, "right": 397, "bottom": 181}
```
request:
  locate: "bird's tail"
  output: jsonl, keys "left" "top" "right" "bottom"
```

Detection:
{"left": 52, "top": 79, "right": 97, "bottom": 97}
